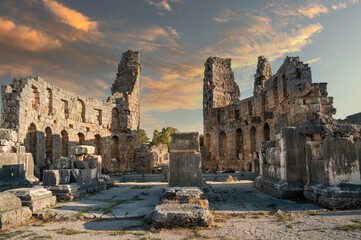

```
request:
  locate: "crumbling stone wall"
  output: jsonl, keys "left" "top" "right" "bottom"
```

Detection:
{"left": 203, "top": 56, "right": 336, "bottom": 172}
{"left": 151, "top": 144, "right": 169, "bottom": 167}
{"left": 340, "top": 112, "right": 361, "bottom": 125}
{"left": 1, "top": 50, "right": 141, "bottom": 176}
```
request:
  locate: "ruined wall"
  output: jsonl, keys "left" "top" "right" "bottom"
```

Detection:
{"left": 342, "top": 112, "right": 361, "bottom": 125}
{"left": 1, "top": 50, "right": 141, "bottom": 176}
{"left": 150, "top": 144, "right": 169, "bottom": 167}
{"left": 203, "top": 56, "right": 336, "bottom": 172}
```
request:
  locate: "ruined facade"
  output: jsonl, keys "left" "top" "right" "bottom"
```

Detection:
{"left": 1, "top": 50, "right": 141, "bottom": 177}
{"left": 203, "top": 56, "right": 336, "bottom": 172}
{"left": 151, "top": 144, "right": 169, "bottom": 169}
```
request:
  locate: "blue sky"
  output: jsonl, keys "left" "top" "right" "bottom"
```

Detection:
{"left": 0, "top": 0, "right": 360, "bottom": 137}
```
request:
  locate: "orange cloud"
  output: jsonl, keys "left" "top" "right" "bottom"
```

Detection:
{"left": 305, "top": 57, "right": 322, "bottom": 64}
{"left": 0, "top": 17, "right": 61, "bottom": 51}
{"left": 42, "top": 0, "right": 98, "bottom": 32}
{"left": 332, "top": 2, "right": 347, "bottom": 10}
{"left": 297, "top": 4, "right": 329, "bottom": 18}
{"left": 145, "top": 0, "right": 182, "bottom": 14}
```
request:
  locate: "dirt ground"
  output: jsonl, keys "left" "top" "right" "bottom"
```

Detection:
{"left": 1, "top": 181, "right": 361, "bottom": 240}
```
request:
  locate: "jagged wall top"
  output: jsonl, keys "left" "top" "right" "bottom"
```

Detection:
{"left": 203, "top": 57, "right": 240, "bottom": 109}
{"left": 254, "top": 56, "right": 272, "bottom": 95}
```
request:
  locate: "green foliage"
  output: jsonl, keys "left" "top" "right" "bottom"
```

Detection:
{"left": 149, "top": 127, "right": 177, "bottom": 151}
{"left": 139, "top": 129, "right": 150, "bottom": 144}
{"left": 199, "top": 134, "right": 204, "bottom": 147}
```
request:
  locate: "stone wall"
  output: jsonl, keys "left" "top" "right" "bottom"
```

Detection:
{"left": 203, "top": 56, "right": 336, "bottom": 172}
{"left": 151, "top": 144, "right": 169, "bottom": 167}
{"left": 1, "top": 50, "right": 141, "bottom": 176}
{"left": 342, "top": 112, "right": 361, "bottom": 125}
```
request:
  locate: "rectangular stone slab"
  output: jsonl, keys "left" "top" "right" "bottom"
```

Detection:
{"left": 169, "top": 152, "right": 202, "bottom": 187}
{"left": 0, "top": 207, "right": 32, "bottom": 230}
{"left": 169, "top": 132, "right": 200, "bottom": 152}
{"left": 0, "top": 192, "right": 21, "bottom": 212}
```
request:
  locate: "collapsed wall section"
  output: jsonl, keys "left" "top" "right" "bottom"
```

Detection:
{"left": 203, "top": 56, "right": 336, "bottom": 172}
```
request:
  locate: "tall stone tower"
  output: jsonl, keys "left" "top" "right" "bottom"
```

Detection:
{"left": 203, "top": 57, "right": 240, "bottom": 110}
{"left": 110, "top": 50, "right": 141, "bottom": 132}
{"left": 253, "top": 56, "right": 272, "bottom": 95}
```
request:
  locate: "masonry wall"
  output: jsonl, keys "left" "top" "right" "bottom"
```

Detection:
{"left": 203, "top": 56, "right": 336, "bottom": 172}
{"left": 1, "top": 50, "right": 141, "bottom": 176}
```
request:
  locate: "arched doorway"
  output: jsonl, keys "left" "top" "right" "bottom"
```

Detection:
{"left": 45, "top": 127, "right": 52, "bottom": 161}
{"left": 111, "top": 136, "right": 120, "bottom": 161}
{"left": 264, "top": 123, "right": 270, "bottom": 141}
{"left": 29, "top": 123, "right": 37, "bottom": 163}
{"left": 250, "top": 126, "right": 257, "bottom": 153}
{"left": 77, "top": 133, "right": 85, "bottom": 145}
{"left": 61, "top": 130, "right": 68, "bottom": 157}
{"left": 236, "top": 128, "right": 243, "bottom": 159}
{"left": 219, "top": 131, "right": 227, "bottom": 161}
{"left": 94, "top": 134, "right": 102, "bottom": 155}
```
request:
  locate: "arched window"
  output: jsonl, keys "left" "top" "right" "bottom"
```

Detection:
{"left": 78, "top": 99, "right": 85, "bottom": 122}
{"left": 219, "top": 131, "right": 227, "bottom": 160}
{"left": 94, "top": 134, "right": 102, "bottom": 155}
{"left": 61, "top": 130, "right": 68, "bottom": 157}
{"left": 236, "top": 128, "right": 243, "bottom": 158}
{"left": 264, "top": 123, "right": 270, "bottom": 141}
{"left": 250, "top": 126, "right": 257, "bottom": 153}
{"left": 77, "top": 132, "right": 85, "bottom": 145}
{"left": 111, "top": 136, "right": 120, "bottom": 161}
{"left": 29, "top": 123, "right": 37, "bottom": 163}
{"left": 112, "top": 108, "right": 120, "bottom": 128}
{"left": 45, "top": 127, "right": 52, "bottom": 161}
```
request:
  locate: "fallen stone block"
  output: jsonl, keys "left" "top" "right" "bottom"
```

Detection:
{"left": 80, "top": 169, "right": 97, "bottom": 181}
{"left": 74, "top": 145, "right": 95, "bottom": 155}
{"left": 7, "top": 188, "right": 56, "bottom": 212}
{"left": 43, "top": 170, "right": 59, "bottom": 186}
{"left": 0, "top": 192, "right": 22, "bottom": 212}
{"left": 59, "top": 169, "right": 71, "bottom": 184}
{"left": 0, "top": 206, "right": 32, "bottom": 230}
{"left": 163, "top": 187, "right": 209, "bottom": 208}
{"left": 70, "top": 169, "right": 82, "bottom": 183}
{"left": 55, "top": 157, "right": 71, "bottom": 169}
{"left": 75, "top": 160, "right": 89, "bottom": 169}
{"left": 152, "top": 204, "right": 212, "bottom": 228}
{"left": 86, "top": 156, "right": 99, "bottom": 169}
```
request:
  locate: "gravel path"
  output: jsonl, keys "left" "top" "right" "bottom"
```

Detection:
{"left": 1, "top": 181, "right": 360, "bottom": 240}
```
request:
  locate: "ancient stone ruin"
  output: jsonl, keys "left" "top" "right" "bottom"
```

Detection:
{"left": 1, "top": 50, "right": 141, "bottom": 177}
{"left": 203, "top": 56, "right": 335, "bottom": 172}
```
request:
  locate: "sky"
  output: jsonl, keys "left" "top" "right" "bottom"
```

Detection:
{"left": 0, "top": 0, "right": 360, "bottom": 137}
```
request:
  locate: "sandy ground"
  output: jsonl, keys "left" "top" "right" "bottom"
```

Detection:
{"left": 1, "top": 181, "right": 361, "bottom": 240}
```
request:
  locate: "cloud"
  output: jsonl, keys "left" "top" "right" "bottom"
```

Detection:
{"left": 145, "top": 0, "right": 182, "bottom": 14}
{"left": 42, "top": 0, "right": 98, "bottom": 32}
{"left": 297, "top": 3, "right": 329, "bottom": 18}
{"left": 0, "top": 63, "right": 33, "bottom": 77}
{"left": 96, "top": 79, "right": 109, "bottom": 90}
{"left": 0, "top": 17, "right": 61, "bottom": 51}
{"left": 305, "top": 57, "right": 322, "bottom": 64}
{"left": 332, "top": 2, "right": 347, "bottom": 10}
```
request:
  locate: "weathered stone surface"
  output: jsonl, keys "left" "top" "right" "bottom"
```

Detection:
{"left": 151, "top": 144, "right": 169, "bottom": 168}
{"left": 203, "top": 56, "right": 335, "bottom": 172}
{"left": 74, "top": 145, "right": 95, "bottom": 156}
{"left": 169, "top": 152, "right": 202, "bottom": 187}
{"left": 152, "top": 204, "right": 212, "bottom": 228}
{"left": 0, "top": 206, "right": 32, "bottom": 230}
{"left": 163, "top": 187, "right": 209, "bottom": 208}
{"left": 0, "top": 192, "right": 22, "bottom": 212}
{"left": 0, "top": 128, "right": 17, "bottom": 142}
{"left": 43, "top": 170, "right": 59, "bottom": 186}
{"left": 70, "top": 169, "right": 82, "bottom": 183}
{"left": 75, "top": 160, "right": 89, "bottom": 169}
{"left": 7, "top": 187, "right": 56, "bottom": 212}
{"left": 169, "top": 132, "right": 200, "bottom": 152}
{"left": 59, "top": 169, "right": 71, "bottom": 184}
{"left": 1, "top": 50, "right": 141, "bottom": 174}
{"left": 54, "top": 157, "right": 71, "bottom": 169}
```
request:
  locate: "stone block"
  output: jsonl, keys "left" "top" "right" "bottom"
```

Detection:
{"left": 169, "top": 132, "right": 199, "bottom": 152}
{"left": 0, "top": 206, "right": 32, "bottom": 230}
{"left": 43, "top": 170, "right": 59, "bottom": 186}
{"left": 54, "top": 157, "right": 71, "bottom": 169}
{"left": 0, "top": 192, "right": 22, "bottom": 212}
{"left": 169, "top": 152, "right": 202, "bottom": 187}
{"left": 86, "top": 156, "right": 99, "bottom": 169}
{"left": 70, "top": 169, "right": 82, "bottom": 183}
{"left": 74, "top": 145, "right": 95, "bottom": 155}
{"left": 59, "top": 169, "right": 71, "bottom": 184}
{"left": 0, "top": 139, "right": 10, "bottom": 146}
{"left": 0, "top": 128, "right": 17, "bottom": 142}
{"left": 152, "top": 204, "right": 212, "bottom": 228}
{"left": 6, "top": 188, "right": 56, "bottom": 212}
{"left": 75, "top": 160, "right": 89, "bottom": 169}
{"left": 0, "top": 146, "right": 11, "bottom": 153}
{"left": 80, "top": 169, "right": 97, "bottom": 181}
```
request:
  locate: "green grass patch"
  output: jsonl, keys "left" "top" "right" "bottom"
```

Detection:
{"left": 54, "top": 227, "right": 87, "bottom": 235}
{"left": 277, "top": 213, "right": 294, "bottom": 222}
{"left": 0, "top": 230, "right": 26, "bottom": 240}
{"left": 214, "top": 218, "right": 226, "bottom": 223}
{"left": 337, "top": 223, "right": 361, "bottom": 231}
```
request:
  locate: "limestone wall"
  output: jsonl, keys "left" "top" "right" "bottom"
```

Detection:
{"left": 203, "top": 56, "right": 336, "bottom": 172}
{"left": 151, "top": 144, "right": 169, "bottom": 167}
{"left": 1, "top": 50, "right": 141, "bottom": 176}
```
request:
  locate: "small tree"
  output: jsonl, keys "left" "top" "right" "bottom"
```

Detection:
{"left": 149, "top": 127, "right": 177, "bottom": 151}
{"left": 199, "top": 134, "right": 204, "bottom": 147}
{"left": 139, "top": 129, "right": 150, "bottom": 144}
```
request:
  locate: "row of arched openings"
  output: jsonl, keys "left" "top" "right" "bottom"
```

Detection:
{"left": 28, "top": 124, "right": 109, "bottom": 164}
{"left": 205, "top": 123, "right": 271, "bottom": 161}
